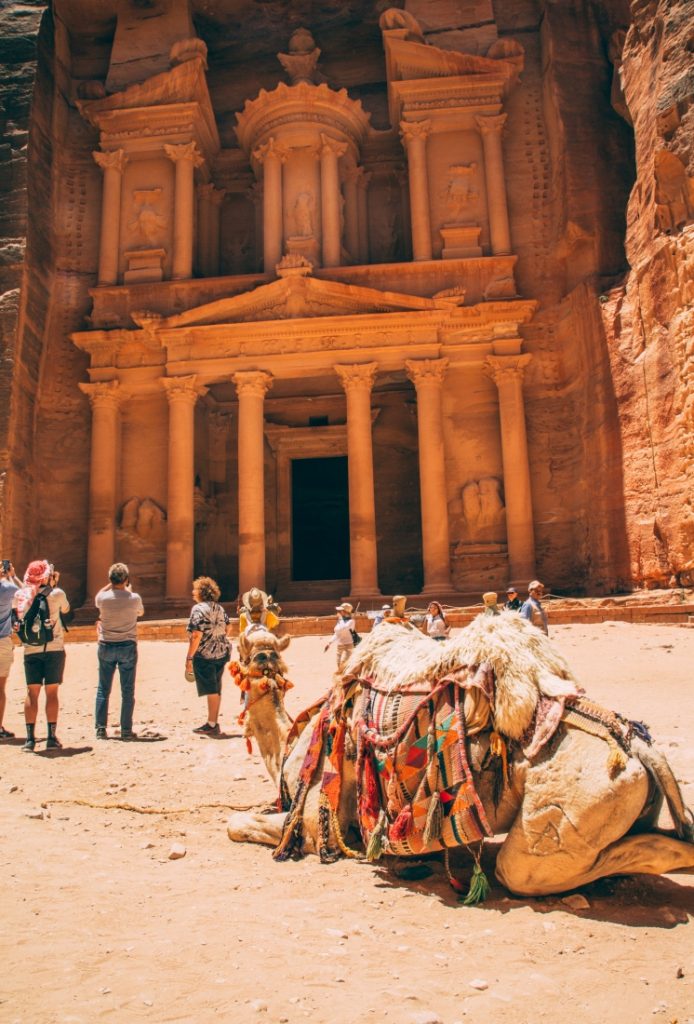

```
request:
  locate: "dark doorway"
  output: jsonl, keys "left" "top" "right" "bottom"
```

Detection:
{"left": 291, "top": 456, "right": 350, "bottom": 581}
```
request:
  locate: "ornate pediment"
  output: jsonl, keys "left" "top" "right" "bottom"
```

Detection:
{"left": 147, "top": 275, "right": 437, "bottom": 328}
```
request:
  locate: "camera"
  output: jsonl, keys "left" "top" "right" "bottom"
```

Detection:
{"left": 1, "top": 559, "right": 11, "bottom": 574}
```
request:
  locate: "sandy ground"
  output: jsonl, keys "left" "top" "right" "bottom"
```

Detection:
{"left": 0, "top": 622, "right": 692, "bottom": 1024}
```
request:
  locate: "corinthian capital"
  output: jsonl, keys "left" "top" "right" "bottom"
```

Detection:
{"left": 252, "top": 137, "right": 289, "bottom": 166}
{"left": 164, "top": 142, "right": 204, "bottom": 168}
{"left": 161, "top": 375, "right": 208, "bottom": 403}
{"left": 484, "top": 353, "right": 532, "bottom": 387}
{"left": 405, "top": 358, "right": 448, "bottom": 388}
{"left": 233, "top": 370, "right": 273, "bottom": 400}
{"left": 335, "top": 362, "right": 378, "bottom": 392}
{"left": 320, "top": 134, "right": 348, "bottom": 160}
{"left": 79, "top": 380, "right": 121, "bottom": 409}
{"left": 93, "top": 149, "right": 128, "bottom": 174}
{"left": 399, "top": 119, "right": 432, "bottom": 146}
{"left": 475, "top": 114, "right": 508, "bottom": 137}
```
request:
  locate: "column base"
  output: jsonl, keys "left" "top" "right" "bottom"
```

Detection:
{"left": 420, "top": 581, "right": 453, "bottom": 596}
{"left": 345, "top": 590, "right": 383, "bottom": 606}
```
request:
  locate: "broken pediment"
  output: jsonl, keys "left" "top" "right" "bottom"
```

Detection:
{"left": 144, "top": 275, "right": 438, "bottom": 328}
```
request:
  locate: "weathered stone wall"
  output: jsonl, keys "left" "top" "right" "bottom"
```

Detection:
{"left": 0, "top": 0, "right": 691, "bottom": 599}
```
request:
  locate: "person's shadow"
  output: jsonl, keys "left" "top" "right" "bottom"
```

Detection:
{"left": 35, "top": 745, "right": 93, "bottom": 758}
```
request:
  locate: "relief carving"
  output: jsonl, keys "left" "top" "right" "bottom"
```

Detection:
{"left": 292, "top": 191, "right": 315, "bottom": 238}
{"left": 443, "top": 164, "right": 478, "bottom": 224}
{"left": 128, "top": 189, "right": 167, "bottom": 247}
{"left": 457, "top": 477, "right": 506, "bottom": 544}
{"left": 119, "top": 496, "right": 167, "bottom": 542}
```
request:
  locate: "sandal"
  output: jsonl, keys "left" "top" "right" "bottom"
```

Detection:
{"left": 0, "top": 727, "right": 15, "bottom": 739}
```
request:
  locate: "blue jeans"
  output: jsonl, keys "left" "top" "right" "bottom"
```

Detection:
{"left": 95, "top": 641, "right": 138, "bottom": 732}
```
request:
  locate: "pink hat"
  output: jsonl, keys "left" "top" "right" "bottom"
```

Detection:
{"left": 24, "top": 560, "right": 51, "bottom": 587}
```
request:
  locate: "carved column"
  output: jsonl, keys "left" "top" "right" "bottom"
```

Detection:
{"left": 356, "top": 168, "right": 371, "bottom": 264}
{"left": 253, "top": 138, "right": 287, "bottom": 276}
{"left": 405, "top": 359, "right": 452, "bottom": 592}
{"left": 233, "top": 370, "right": 273, "bottom": 594}
{"left": 475, "top": 115, "right": 512, "bottom": 256}
{"left": 400, "top": 121, "right": 433, "bottom": 261}
{"left": 162, "top": 376, "right": 207, "bottom": 599}
{"left": 93, "top": 150, "right": 128, "bottom": 286}
{"left": 343, "top": 167, "right": 360, "bottom": 262}
{"left": 164, "top": 142, "right": 204, "bottom": 280}
{"left": 335, "top": 363, "right": 381, "bottom": 598}
{"left": 79, "top": 381, "right": 121, "bottom": 598}
{"left": 485, "top": 355, "right": 536, "bottom": 585}
{"left": 320, "top": 134, "right": 347, "bottom": 268}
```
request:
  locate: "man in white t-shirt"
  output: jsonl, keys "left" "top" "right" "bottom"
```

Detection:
{"left": 324, "top": 602, "right": 356, "bottom": 670}
{"left": 94, "top": 562, "right": 144, "bottom": 740}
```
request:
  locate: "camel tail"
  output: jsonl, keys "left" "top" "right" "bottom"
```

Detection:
{"left": 632, "top": 736, "right": 694, "bottom": 843}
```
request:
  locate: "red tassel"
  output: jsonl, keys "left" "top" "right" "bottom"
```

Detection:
{"left": 245, "top": 737, "right": 253, "bottom": 755}
{"left": 361, "top": 753, "right": 381, "bottom": 820}
{"left": 389, "top": 803, "right": 413, "bottom": 841}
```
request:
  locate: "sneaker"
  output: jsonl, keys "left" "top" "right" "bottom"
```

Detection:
{"left": 193, "top": 722, "right": 220, "bottom": 736}
{"left": 120, "top": 731, "right": 138, "bottom": 741}
{"left": 46, "top": 736, "right": 62, "bottom": 750}
{"left": 21, "top": 738, "right": 35, "bottom": 752}
{"left": 95, "top": 727, "right": 107, "bottom": 740}
{"left": 0, "top": 726, "right": 15, "bottom": 739}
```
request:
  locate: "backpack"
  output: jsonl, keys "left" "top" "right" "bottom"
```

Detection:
{"left": 16, "top": 589, "right": 54, "bottom": 647}
{"left": 350, "top": 629, "right": 362, "bottom": 647}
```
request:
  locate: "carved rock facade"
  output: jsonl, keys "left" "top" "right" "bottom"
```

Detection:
{"left": 0, "top": 0, "right": 691, "bottom": 604}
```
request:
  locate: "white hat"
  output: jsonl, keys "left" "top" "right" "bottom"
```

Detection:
{"left": 336, "top": 602, "right": 353, "bottom": 614}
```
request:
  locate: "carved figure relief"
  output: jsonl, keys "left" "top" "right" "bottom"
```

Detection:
{"left": 443, "top": 165, "right": 478, "bottom": 224}
{"left": 119, "top": 496, "right": 166, "bottom": 542}
{"left": 459, "top": 477, "right": 506, "bottom": 542}
{"left": 128, "top": 189, "right": 167, "bottom": 247}
{"left": 292, "top": 192, "right": 315, "bottom": 238}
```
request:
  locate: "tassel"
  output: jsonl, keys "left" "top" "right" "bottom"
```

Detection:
{"left": 443, "top": 848, "right": 465, "bottom": 893}
{"left": 245, "top": 737, "right": 253, "bottom": 755}
{"left": 422, "top": 791, "right": 443, "bottom": 848}
{"left": 606, "top": 740, "right": 628, "bottom": 778}
{"left": 361, "top": 752, "right": 381, "bottom": 820}
{"left": 490, "top": 731, "right": 510, "bottom": 788}
{"left": 460, "top": 860, "right": 491, "bottom": 906}
{"left": 389, "top": 803, "right": 414, "bottom": 842}
{"left": 366, "top": 809, "right": 388, "bottom": 861}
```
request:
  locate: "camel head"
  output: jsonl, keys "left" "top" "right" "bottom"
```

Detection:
{"left": 230, "top": 629, "right": 293, "bottom": 782}
{"left": 238, "top": 623, "right": 290, "bottom": 668}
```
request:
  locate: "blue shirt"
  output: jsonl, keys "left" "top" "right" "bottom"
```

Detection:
{"left": 0, "top": 579, "right": 19, "bottom": 638}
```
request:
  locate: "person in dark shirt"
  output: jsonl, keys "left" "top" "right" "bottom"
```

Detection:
{"left": 504, "top": 586, "right": 522, "bottom": 611}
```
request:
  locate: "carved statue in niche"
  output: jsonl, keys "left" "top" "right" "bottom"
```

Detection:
{"left": 119, "top": 496, "right": 167, "bottom": 543}
{"left": 444, "top": 165, "right": 478, "bottom": 224}
{"left": 117, "top": 496, "right": 167, "bottom": 594}
{"left": 128, "top": 189, "right": 167, "bottom": 247}
{"left": 292, "top": 192, "right": 315, "bottom": 238}
{"left": 460, "top": 477, "right": 506, "bottom": 543}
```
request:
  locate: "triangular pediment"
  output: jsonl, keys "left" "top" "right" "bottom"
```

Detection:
{"left": 148, "top": 275, "right": 438, "bottom": 329}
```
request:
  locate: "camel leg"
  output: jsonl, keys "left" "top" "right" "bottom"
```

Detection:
{"left": 227, "top": 811, "right": 287, "bottom": 847}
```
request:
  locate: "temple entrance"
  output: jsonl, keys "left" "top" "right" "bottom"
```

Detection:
{"left": 291, "top": 456, "right": 350, "bottom": 581}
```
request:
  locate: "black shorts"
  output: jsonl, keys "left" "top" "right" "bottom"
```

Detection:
{"left": 24, "top": 650, "right": 66, "bottom": 686}
{"left": 192, "top": 654, "right": 228, "bottom": 697}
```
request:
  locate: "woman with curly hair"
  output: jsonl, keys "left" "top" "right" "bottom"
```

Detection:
{"left": 185, "top": 576, "right": 231, "bottom": 735}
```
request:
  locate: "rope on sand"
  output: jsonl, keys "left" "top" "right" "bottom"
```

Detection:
{"left": 46, "top": 799, "right": 262, "bottom": 815}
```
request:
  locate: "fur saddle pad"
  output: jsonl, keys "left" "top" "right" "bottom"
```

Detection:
{"left": 356, "top": 677, "right": 493, "bottom": 857}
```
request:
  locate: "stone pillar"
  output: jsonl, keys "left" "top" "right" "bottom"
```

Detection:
{"left": 233, "top": 370, "right": 273, "bottom": 594}
{"left": 164, "top": 142, "right": 204, "bottom": 280}
{"left": 79, "top": 381, "right": 121, "bottom": 598}
{"left": 253, "top": 138, "right": 287, "bottom": 276}
{"left": 405, "top": 359, "right": 452, "bottom": 593}
{"left": 356, "top": 168, "right": 371, "bottom": 263}
{"left": 320, "top": 134, "right": 347, "bottom": 268}
{"left": 475, "top": 114, "right": 512, "bottom": 256}
{"left": 162, "top": 376, "right": 207, "bottom": 600}
{"left": 335, "top": 363, "right": 381, "bottom": 598}
{"left": 343, "top": 166, "right": 360, "bottom": 262}
{"left": 485, "top": 355, "right": 536, "bottom": 585}
{"left": 93, "top": 150, "right": 128, "bottom": 286}
{"left": 399, "top": 120, "right": 433, "bottom": 262}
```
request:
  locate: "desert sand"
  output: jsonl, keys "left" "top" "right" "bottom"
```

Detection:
{"left": 0, "top": 622, "right": 692, "bottom": 1024}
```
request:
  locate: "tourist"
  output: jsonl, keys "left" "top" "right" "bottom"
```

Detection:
{"left": 14, "top": 560, "right": 70, "bottom": 751}
{"left": 238, "top": 587, "right": 280, "bottom": 635}
{"left": 186, "top": 576, "right": 232, "bottom": 736}
{"left": 373, "top": 604, "right": 392, "bottom": 627}
{"left": 504, "top": 586, "right": 522, "bottom": 611}
{"left": 425, "top": 601, "right": 450, "bottom": 641}
{"left": 482, "top": 591, "right": 500, "bottom": 616}
{"left": 0, "top": 559, "right": 21, "bottom": 738}
{"left": 324, "top": 602, "right": 356, "bottom": 670}
{"left": 94, "top": 562, "right": 145, "bottom": 740}
{"left": 521, "top": 580, "right": 549, "bottom": 635}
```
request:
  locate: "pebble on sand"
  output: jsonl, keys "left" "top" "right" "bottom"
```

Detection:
{"left": 168, "top": 843, "right": 186, "bottom": 860}
{"left": 561, "top": 894, "right": 591, "bottom": 911}
{"left": 468, "top": 978, "right": 489, "bottom": 991}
